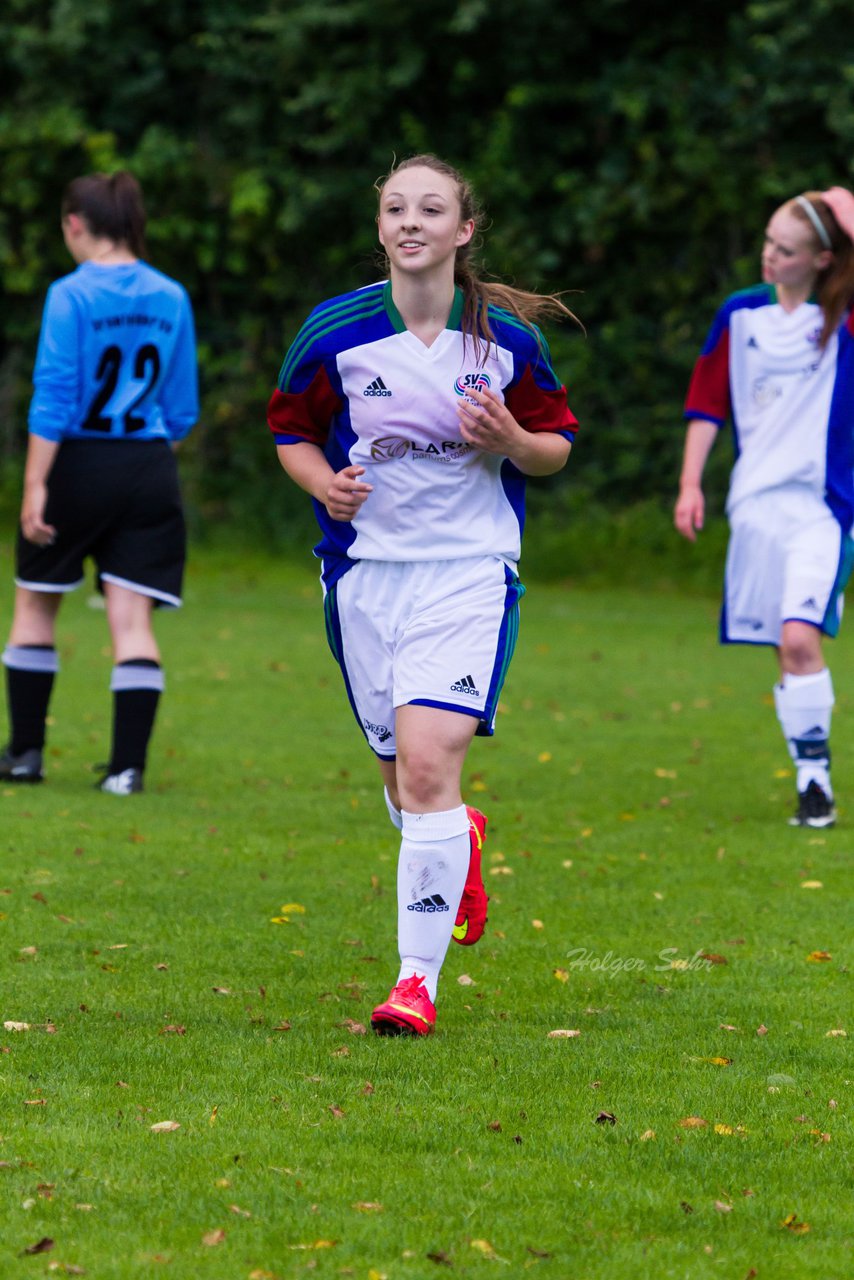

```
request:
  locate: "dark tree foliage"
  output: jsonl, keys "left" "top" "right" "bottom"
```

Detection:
{"left": 0, "top": 0, "right": 852, "bottom": 532}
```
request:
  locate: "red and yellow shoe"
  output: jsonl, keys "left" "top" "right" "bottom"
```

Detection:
{"left": 371, "top": 975, "right": 436, "bottom": 1036}
{"left": 452, "top": 806, "right": 488, "bottom": 946}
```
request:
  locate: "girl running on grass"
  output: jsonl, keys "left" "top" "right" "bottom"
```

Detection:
{"left": 675, "top": 187, "right": 854, "bottom": 827}
{"left": 268, "top": 153, "right": 579, "bottom": 1035}
{"left": 0, "top": 172, "right": 199, "bottom": 795}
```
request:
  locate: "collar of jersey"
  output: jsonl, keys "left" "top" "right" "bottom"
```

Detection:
{"left": 382, "top": 281, "right": 464, "bottom": 334}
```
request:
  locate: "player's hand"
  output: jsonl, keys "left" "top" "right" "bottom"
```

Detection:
{"left": 20, "top": 484, "right": 57, "bottom": 546}
{"left": 457, "top": 386, "right": 524, "bottom": 456}
{"left": 325, "top": 464, "right": 373, "bottom": 523}
{"left": 674, "top": 485, "right": 704, "bottom": 541}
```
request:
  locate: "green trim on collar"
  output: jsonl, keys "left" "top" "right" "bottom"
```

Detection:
{"left": 382, "top": 281, "right": 465, "bottom": 333}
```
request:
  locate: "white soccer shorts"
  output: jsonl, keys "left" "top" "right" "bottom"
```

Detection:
{"left": 722, "top": 488, "right": 854, "bottom": 645}
{"left": 323, "top": 556, "right": 525, "bottom": 758}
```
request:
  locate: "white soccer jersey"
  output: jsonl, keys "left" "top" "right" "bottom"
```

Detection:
{"left": 268, "top": 283, "right": 577, "bottom": 586}
{"left": 685, "top": 285, "right": 854, "bottom": 529}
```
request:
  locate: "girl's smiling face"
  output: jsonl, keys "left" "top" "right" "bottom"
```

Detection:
{"left": 377, "top": 165, "right": 474, "bottom": 278}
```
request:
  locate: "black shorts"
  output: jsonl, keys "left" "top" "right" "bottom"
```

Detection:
{"left": 16, "top": 440, "right": 186, "bottom": 608}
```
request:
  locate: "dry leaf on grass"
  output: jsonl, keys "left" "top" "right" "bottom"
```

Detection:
{"left": 595, "top": 1111, "right": 617, "bottom": 1125}
{"left": 548, "top": 1029, "right": 581, "bottom": 1038}
{"left": 781, "top": 1213, "right": 810, "bottom": 1234}
{"left": 825, "top": 1028, "right": 847, "bottom": 1038}
{"left": 352, "top": 1201, "right": 383, "bottom": 1212}
{"left": 228, "top": 1203, "right": 251, "bottom": 1217}
{"left": 201, "top": 1229, "right": 225, "bottom": 1247}
{"left": 457, "top": 974, "right": 475, "bottom": 986}
{"left": 21, "top": 1237, "right": 54, "bottom": 1256}
{"left": 470, "top": 1239, "right": 503, "bottom": 1261}
{"left": 806, "top": 950, "right": 832, "bottom": 963}
{"left": 713, "top": 1200, "right": 732, "bottom": 1213}
{"left": 337, "top": 1019, "right": 367, "bottom": 1035}
{"left": 150, "top": 1121, "right": 180, "bottom": 1133}
{"left": 678, "top": 1116, "right": 707, "bottom": 1129}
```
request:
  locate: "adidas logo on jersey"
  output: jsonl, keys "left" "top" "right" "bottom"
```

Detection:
{"left": 450, "top": 674, "right": 480, "bottom": 696}
{"left": 363, "top": 376, "right": 392, "bottom": 397}
{"left": 800, "top": 596, "right": 819, "bottom": 611}
{"left": 407, "top": 894, "right": 450, "bottom": 913}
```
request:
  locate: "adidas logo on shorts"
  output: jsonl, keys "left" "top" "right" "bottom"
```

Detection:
{"left": 450, "top": 674, "right": 480, "bottom": 696}
{"left": 407, "top": 894, "right": 450, "bottom": 913}
{"left": 363, "top": 376, "right": 392, "bottom": 397}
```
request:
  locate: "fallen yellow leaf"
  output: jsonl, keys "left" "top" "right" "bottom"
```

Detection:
{"left": 150, "top": 1121, "right": 180, "bottom": 1133}
{"left": 548, "top": 1029, "right": 581, "bottom": 1039}
{"left": 678, "top": 1116, "right": 707, "bottom": 1129}
{"left": 800, "top": 881, "right": 823, "bottom": 890}
{"left": 825, "top": 1028, "right": 847, "bottom": 1038}
{"left": 806, "top": 950, "right": 832, "bottom": 962}
{"left": 553, "top": 969, "right": 569, "bottom": 983}
{"left": 201, "top": 1229, "right": 225, "bottom": 1247}
{"left": 781, "top": 1213, "right": 810, "bottom": 1234}
{"left": 280, "top": 903, "right": 305, "bottom": 914}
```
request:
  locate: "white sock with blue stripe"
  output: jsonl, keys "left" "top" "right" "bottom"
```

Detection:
{"left": 774, "top": 668, "right": 834, "bottom": 795}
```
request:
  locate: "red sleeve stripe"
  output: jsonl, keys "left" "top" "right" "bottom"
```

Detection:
{"left": 684, "top": 329, "right": 730, "bottom": 424}
{"left": 505, "top": 365, "right": 578, "bottom": 435}
{"left": 267, "top": 365, "right": 342, "bottom": 445}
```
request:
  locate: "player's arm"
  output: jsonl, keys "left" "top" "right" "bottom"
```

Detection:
{"left": 674, "top": 418, "right": 719, "bottom": 542}
{"left": 276, "top": 441, "right": 372, "bottom": 523}
{"left": 457, "top": 386, "right": 571, "bottom": 476}
{"left": 20, "top": 434, "right": 60, "bottom": 545}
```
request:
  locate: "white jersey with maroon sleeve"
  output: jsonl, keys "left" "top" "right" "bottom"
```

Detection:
{"left": 268, "top": 282, "right": 577, "bottom": 586}
{"left": 684, "top": 284, "right": 854, "bottom": 530}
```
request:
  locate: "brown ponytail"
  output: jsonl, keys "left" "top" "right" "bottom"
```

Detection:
{"left": 62, "top": 171, "right": 147, "bottom": 259}
{"left": 376, "top": 154, "right": 580, "bottom": 362}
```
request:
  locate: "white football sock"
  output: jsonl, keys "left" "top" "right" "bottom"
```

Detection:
{"left": 396, "top": 805, "right": 470, "bottom": 1002}
{"left": 773, "top": 668, "right": 834, "bottom": 794}
{"left": 383, "top": 786, "right": 403, "bottom": 831}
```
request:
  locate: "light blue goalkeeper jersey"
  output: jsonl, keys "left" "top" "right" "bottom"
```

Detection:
{"left": 28, "top": 260, "right": 198, "bottom": 443}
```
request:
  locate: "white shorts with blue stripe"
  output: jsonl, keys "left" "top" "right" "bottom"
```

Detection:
{"left": 324, "top": 556, "right": 525, "bottom": 759}
{"left": 722, "top": 487, "right": 854, "bottom": 646}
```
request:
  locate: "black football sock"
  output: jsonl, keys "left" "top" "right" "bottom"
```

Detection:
{"left": 108, "top": 659, "right": 164, "bottom": 774}
{"left": 3, "top": 645, "right": 59, "bottom": 754}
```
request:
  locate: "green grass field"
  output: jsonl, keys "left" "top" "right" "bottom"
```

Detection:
{"left": 1, "top": 544, "right": 851, "bottom": 1279}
